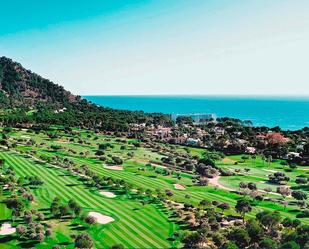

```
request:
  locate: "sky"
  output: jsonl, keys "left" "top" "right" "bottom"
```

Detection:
{"left": 0, "top": 0, "right": 308, "bottom": 96}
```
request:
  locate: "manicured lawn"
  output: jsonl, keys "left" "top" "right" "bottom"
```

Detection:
{"left": 1, "top": 127, "right": 308, "bottom": 249}
{"left": 0, "top": 150, "right": 179, "bottom": 249}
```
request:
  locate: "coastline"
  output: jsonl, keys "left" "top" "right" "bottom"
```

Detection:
{"left": 83, "top": 95, "right": 309, "bottom": 131}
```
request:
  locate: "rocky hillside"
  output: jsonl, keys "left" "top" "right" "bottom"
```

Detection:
{"left": 0, "top": 56, "right": 171, "bottom": 131}
{"left": 0, "top": 56, "right": 79, "bottom": 108}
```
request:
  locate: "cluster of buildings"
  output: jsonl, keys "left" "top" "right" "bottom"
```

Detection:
{"left": 171, "top": 113, "right": 216, "bottom": 124}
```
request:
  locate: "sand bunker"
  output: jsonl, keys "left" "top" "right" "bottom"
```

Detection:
{"left": 100, "top": 191, "right": 116, "bottom": 198}
{"left": 222, "top": 158, "right": 237, "bottom": 164}
{"left": 173, "top": 184, "right": 186, "bottom": 190}
{"left": 104, "top": 165, "right": 123, "bottom": 171}
{"left": 0, "top": 223, "right": 16, "bottom": 235}
{"left": 88, "top": 212, "right": 114, "bottom": 224}
{"left": 262, "top": 169, "right": 277, "bottom": 173}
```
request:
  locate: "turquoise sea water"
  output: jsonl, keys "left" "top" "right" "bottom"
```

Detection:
{"left": 83, "top": 96, "right": 309, "bottom": 130}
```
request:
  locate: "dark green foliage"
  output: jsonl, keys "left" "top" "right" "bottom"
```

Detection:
{"left": 75, "top": 233, "right": 94, "bottom": 249}
{"left": 235, "top": 199, "right": 252, "bottom": 220}
{"left": 0, "top": 57, "right": 172, "bottom": 131}
{"left": 280, "top": 241, "right": 300, "bottom": 249}
{"left": 259, "top": 238, "right": 278, "bottom": 249}
{"left": 228, "top": 228, "right": 250, "bottom": 248}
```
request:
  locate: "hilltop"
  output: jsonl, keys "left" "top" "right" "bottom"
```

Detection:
{"left": 0, "top": 56, "right": 78, "bottom": 107}
{"left": 0, "top": 57, "right": 170, "bottom": 130}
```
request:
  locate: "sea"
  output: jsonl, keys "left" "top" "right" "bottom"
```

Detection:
{"left": 83, "top": 96, "right": 309, "bottom": 131}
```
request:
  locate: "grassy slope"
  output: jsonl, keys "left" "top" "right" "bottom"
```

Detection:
{"left": 23, "top": 129, "right": 308, "bottom": 223}
{"left": 1, "top": 127, "right": 308, "bottom": 248}
{"left": 0, "top": 150, "right": 178, "bottom": 249}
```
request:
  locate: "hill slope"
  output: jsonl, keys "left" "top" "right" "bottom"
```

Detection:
{"left": 0, "top": 56, "right": 171, "bottom": 130}
{"left": 0, "top": 56, "right": 79, "bottom": 108}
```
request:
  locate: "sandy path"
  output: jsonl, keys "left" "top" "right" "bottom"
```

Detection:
{"left": 208, "top": 176, "right": 233, "bottom": 191}
{"left": 209, "top": 175, "right": 282, "bottom": 196}
{"left": 88, "top": 212, "right": 114, "bottom": 224}
{"left": 151, "top": 163, "right": 167, "bottom": 169}
{"left": 0, "top": 223, "right": 16, "bottom": 235}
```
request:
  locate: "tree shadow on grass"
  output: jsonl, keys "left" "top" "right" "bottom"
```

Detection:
{"left": 58, "top": 241, "right": 71, "bottom": 246}
{"left": 18, "top": 240, "right": 39, "bottom": 248}
{"left": 167, "top": 237, "right": 176, "bottom": 241}
{"left": 38, "top": 207, "right": 50, "bottom": 212}
{"left": 169, "top": 213, "right": 178, "bottom": 218}
{"left": 291, "top": 185, "right": 309, "bottom": 191}
{"left": 288, "top": 209, "right": 300, "bottom": 213}
{"left": 175, "top": 220, "right": 187, "bottom": 225}
{"left": 58, "top": 174, "right": 72, "bottom": 177}
{"left": 0, "top": 218, "right": 12, "bottom": 223}
{"left": 0, "top": 235, "right": 16, "bottom": 243}
{"left": 66, "top": 183, "right": 81, "bottom": 187}
{"left": 71, "top": 226, "right": 87, "bottom": 231}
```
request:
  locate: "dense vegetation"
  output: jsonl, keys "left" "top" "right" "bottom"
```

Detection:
{"left": 0, "top": 127, "right": 308, "bottom": 248}
{"left": 0, "top": 57, "right": 308, "bottom": 248}
{"left": 0, "top": 57, "right": 171, "bottom": 131}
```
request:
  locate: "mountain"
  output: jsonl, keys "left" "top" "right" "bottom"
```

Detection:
{"left": 0, "top": 56, "right": 171, "bottom": 130}
{"left": 0, "top": 56, "right": 79, "bottom": 108}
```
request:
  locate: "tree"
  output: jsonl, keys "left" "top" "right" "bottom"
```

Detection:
{"left": 280, "top": 241, "right": 300, "bottom": 249}
{"left": 256, "top": 211, "right": 281, "bottom": 233}
{"left": 259, "top": 238, "right": 278, "bottom": 249}
{"left": 37, "top": 213, "right": 45, "bottom": 221}
{"left": 68, "top": 199, "right": 81, "bottom": 217}
{"left": 16, "top": 225, "right": 27, "bottom": 239}
{"left": 75, "top": 233, "right": 94, "bottom": 249}
{"left": 59, "top": 205, "right": 69, "bottom": 217}
{"left": 85, "top": 215, "right": 97, "bottom": 225}
{"left": 199, "top": 199, "right": 210, "bottom": 209}
{"left": 235, "top": 199, "right": 252, "bottom": 221}
{"left": 268, "top": 172, "right": 290, "bottom": 184}
{"left": 218, "top": 202, "right": 230, "bottom": 214}
{"left": 228, "top": 228, "right": 250, "bottom": 248}
{"left": 248, "top": 182, "right": 257, "bottom": 191}
{"left": 5, "top": 198, "right": 25, "bottom": 214}
{"left": 246, "top": 219, "right": 264, "bottom": 244}
{"left": 36, "top": 232, "right": 45, "bottom": 242}
{"left": 46, "top": 229, "right": 52, "bottom": 237}
{"left": 182, "top": 231, "right": 206, "bottom": 248}
{"left": 277, "top": 186, "right": 291, "bottom": 201}
{"left": 292, "top": 191, "right": 307, "bottom": 201}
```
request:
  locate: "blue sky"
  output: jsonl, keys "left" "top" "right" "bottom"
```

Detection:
{"left": 0, "top": 0, "right": 308, "bottom": 95}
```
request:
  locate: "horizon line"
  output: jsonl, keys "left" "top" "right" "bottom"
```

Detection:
{"left": 81, "top": 94, "right": 309, "bottom": 98}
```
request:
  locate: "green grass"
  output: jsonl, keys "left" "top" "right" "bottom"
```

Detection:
{"left": 1, "top": 127, "right": 308, "bottom": 249}
{"left": 0, "top": 150, "right": 179, "bottom": 249}
{"left": 217, "top": 155, "right": 309, "bottom": 192}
